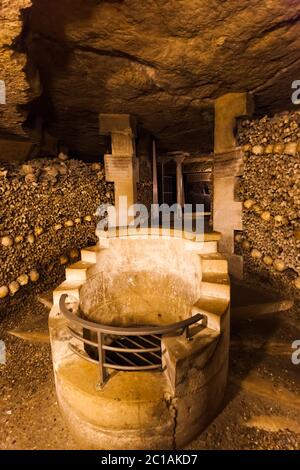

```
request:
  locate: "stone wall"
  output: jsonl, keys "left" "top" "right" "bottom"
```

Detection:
{"left": 137, "top": 180, "right": 153, "bottom": 213}
{"left": 236, "top": 111, "right": 300, "bottom": 298}
{"left": 0, "top": 156, "right": 113, "bottom": 303}
{"left": 136, "top": 135, "right": 153, "bottom": 212}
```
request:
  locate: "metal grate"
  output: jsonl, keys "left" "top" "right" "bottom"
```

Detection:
{"left": 60, "top": 294, "right": 205, "bottom": 389}
{"left": 105, "top": 334, "right": 162, "bottom": 369}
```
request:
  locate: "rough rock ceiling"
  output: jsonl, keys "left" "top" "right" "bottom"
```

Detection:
{"left": 1, "top": 0, "right": 300, "bottom": 158}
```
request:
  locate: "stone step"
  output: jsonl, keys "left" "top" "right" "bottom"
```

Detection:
{"left": 53, "top": 280, "right": 83, "bottom": 306}
{"left": 231, "top": 299, "right": 294, "bottom": 317}
{"left": 201, "top": 272, "right": 230, "bottom": 299}
{"left": 9, "top": 329, "right": 50, "bottom": 343}
{"left": 185, "top": 240, "right": 218, "bottom": 254}
{"left": 200, "top": 253, "right": 228, "bottom": 274}
{"left": 66, "top": 261, "right": 94, "bottom": 282}
{"left": 192, "top": 295, "right": 229, "bottom": 332}
{"left": 81, "top": 245, "right": 102, "bottom": 263}
{"left": 37, "top": 292, "right": 53, "bottom": 310}
{"left": 96, "top": 227, "right": 222, "bottom": 243}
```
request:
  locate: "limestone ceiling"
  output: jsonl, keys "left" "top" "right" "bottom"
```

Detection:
{"left": 1, "top": 0, "right": 300, "bottom": 158}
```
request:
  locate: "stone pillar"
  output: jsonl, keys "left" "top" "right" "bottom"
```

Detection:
{"left": 213, "top": 93, "right": 254, "bottom": 279}
{"left": 152, "top": 139, "right": 158, "bottom": 206}
{"left": 99, "top": 114, "right": 138, "bottom": 227}
{"left": 175, "top": 156, "right": 185, "bottom": 207}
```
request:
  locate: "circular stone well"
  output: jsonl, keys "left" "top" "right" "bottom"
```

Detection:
{"left": 49, "top": 229, "right": 230, "bottom": 449}
{"left": 80, "top": 237, "right": 202, "bottom": 326}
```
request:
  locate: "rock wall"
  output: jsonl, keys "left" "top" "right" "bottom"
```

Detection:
{"left": 0, "top": 0, "right": 38, "bottom": 137}
{"left": 236, "top": 111, "right": 300, "bottom": 298}
{"left": 0, "top": 156, "right": 114, "bottom": 303}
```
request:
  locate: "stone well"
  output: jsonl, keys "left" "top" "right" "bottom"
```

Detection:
{"left": 49, "top": 228, "right": 230, "bottom": 449}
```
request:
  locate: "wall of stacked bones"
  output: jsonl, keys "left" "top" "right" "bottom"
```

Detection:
{"left": 1, "top": 112, "right": 299, "bottom": 304}
{"left": 0, "top": 154, "right": 114, "bottom": 304}
{"left": 237, "top": 111, "right": 300, "bottom": 298}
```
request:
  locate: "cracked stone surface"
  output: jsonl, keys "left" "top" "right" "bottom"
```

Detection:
{"left": 1, "top": 0, "right": 300, "bottom": 157}
{"left": 0, "top": 0, "right": 35, "bottom": 137}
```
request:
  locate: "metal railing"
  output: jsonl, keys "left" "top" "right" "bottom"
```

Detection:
{"left": 59, "top": 294, "right": 205, "bottom": 389}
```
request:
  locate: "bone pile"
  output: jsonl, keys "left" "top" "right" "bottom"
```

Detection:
{"left": 236, "top": 111, "right": 300, "bottom": 296}
{"left": 0, "top": 155, "right": 114, "bottom": 301}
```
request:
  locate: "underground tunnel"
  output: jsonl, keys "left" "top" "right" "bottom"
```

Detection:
{"left": 0, "top": 0, "right": 300, "bottom": 453}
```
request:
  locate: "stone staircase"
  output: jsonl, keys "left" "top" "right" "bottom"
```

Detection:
{"left": 184, "top": 232, "right": 230, "bottom": 333}
{"left": 52, "top": 247, "right": 103, "bottom": 305}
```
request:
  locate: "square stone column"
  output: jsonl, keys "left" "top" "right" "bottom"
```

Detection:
{"left": 213, "top": 93, "right": 254, "bottom": 279}
{"left": 99, "top": 114, "right": 138, "bottom": 226}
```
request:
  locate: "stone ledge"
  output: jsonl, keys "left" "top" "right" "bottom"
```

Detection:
{"left": 96, "top": 227, "right": 221, "bottom": 242}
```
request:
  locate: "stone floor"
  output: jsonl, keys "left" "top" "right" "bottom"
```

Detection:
{"left": 0, "top": 281, "right": 300, "bottom": 450}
